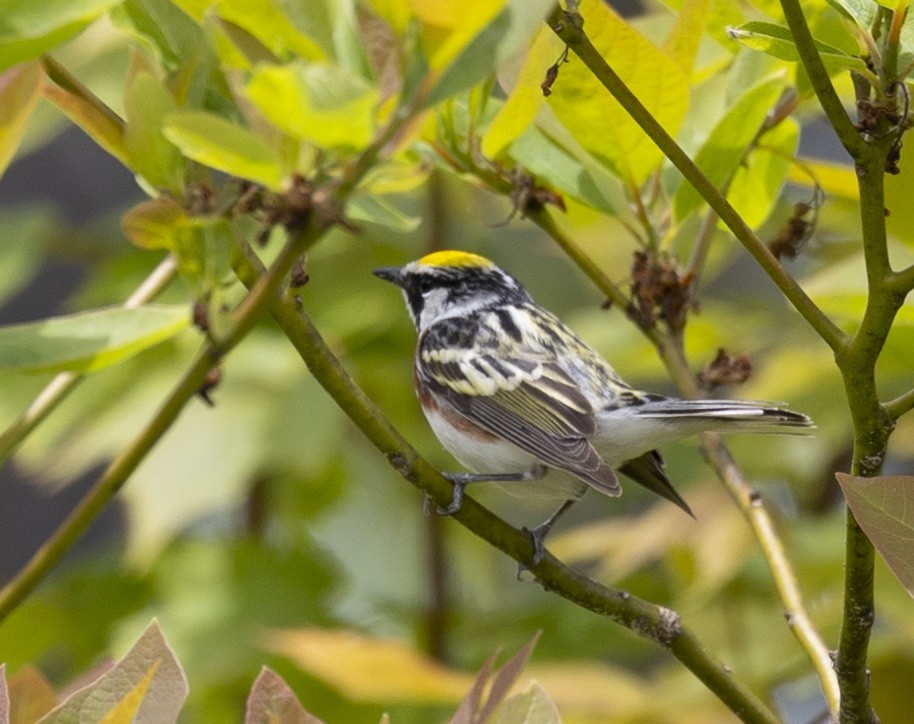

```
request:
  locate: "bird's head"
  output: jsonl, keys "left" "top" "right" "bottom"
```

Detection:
{"left": 373, "top": 251, "right": 530, "bottom": 331}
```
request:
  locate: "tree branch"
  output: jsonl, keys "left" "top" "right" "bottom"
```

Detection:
{"left": 0, "top": 254, "right": 178, "bottom": 465}
{"left": 777, "top": 0, "right": 867, "bottom": 159}
{"left": 230, "top": 248, "right": 780, "bottom": 724}
{"left": 885, "top": 386, "right": 914, "bottom": 419}
{"left": 546, "top": 6, "right": 848, "bottom": 354}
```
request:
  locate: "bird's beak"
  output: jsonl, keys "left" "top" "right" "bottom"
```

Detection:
{"left": 372, "top": 266, "right": 405, "bottom": 287}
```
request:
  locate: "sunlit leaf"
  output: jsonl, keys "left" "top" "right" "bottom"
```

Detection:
{"left": 0, "top": 0, "right": 122, "bottom": 72}
{"left": 0, "top": 305, "right": 190, "bottom": 373}
{"left": 725, "top": 116, "right": 798, "bottom": 228}
{"left": 836, "top": 473, "right": 914, "bottom": 600}
{"left": 216, "top": 0, "right": 325, "bottom": 61}
{"left": 674, "top": 75, "right": 787, "bottom": 221}
{"left": 482, "top": 26, "right": 564, "bottom": 160}
{"left": 0, "top": 61, "right": 44, "bottom": 179}
{"left": 787, "top": 157, "right": 858, "bottom": 200}
{"left": 39, "top": 620, "right": 188, "bottom": 723}
{"left": 423, "top": 0, "right": 555, "bottom": 107}
{"left": 246, "top": 62, "right": 378, "bottom": 150}
{"left": 264, "top": 628, "right": 474, "bottom": 702}
{"left": 546, "top": 0, "right": 689, "bottom": 184}
{"left": 662, "top": 0, "right": 711, "bottom": 75}
{"left": 726, "top": 21, "right": 869, "bottom": 73}
{"left": 163, "top": 111, "right": 285, "bottom": 188}
{"left": 114, "top": 0, "right": 208, "bottom": 68}
{"left": 245, "top": 667, "right": 323, "bottom": 724}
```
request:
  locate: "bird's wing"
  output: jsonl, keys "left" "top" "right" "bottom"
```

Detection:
{"left": 418, "top": 333, "right": 620, "bottom": 496}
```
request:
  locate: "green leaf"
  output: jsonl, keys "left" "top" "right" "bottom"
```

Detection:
{"left": 163, "top": 111, "right": 285, "bottom": 188}
{"left": 114, "top": 0, "right": 207, "bottom": 68}
{"left": 545, "top": 0, "right": 689, "bottom": 185}
{"left": 508, "top": 124, "right": 621, "bottom": 214}
{"left": 673, "top": 76, "right": 788, "bottom": 221}
{"left": 346, "top": 195, "right": 420, "bottom": 232}
{"left": 823, "top": 0, "right": 878, "bottom": 29}
{"left": 40, "top": 620, "right": 188, "bottom": 722}
{"left": 245, "top": 61, "right": 378, "bottom": 150}
{"left": 423, "top": 0, "right": 555, "bottom": 107}
{"left": 244, "top": 667, "right": 322, "bottom": 724}
{"left": 0, "top": 60, "right": 43, "bottom": 179}
{"left": 726, "top": 21, "right": 870, "bottom": 73}
{"left": 836, "top": 473, "right": 914, "bottom": 600}
{"left": 124, "top": 71, "right": 184, "bottom": 192}
{"left": 0, "top": 0, "right": 123, "bottom": 72}
{"left": 0, "top": 305, "right": 190, "bottom": 373}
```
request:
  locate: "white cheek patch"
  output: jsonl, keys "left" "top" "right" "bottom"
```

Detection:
{"left": 418, "top": 288, "right": 449, "bottom": 329}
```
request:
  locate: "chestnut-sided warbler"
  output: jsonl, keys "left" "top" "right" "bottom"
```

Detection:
{"left": 374, "top": 251, "right": 812, "bottom": 564}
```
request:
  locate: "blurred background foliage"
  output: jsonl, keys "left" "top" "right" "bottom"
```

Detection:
{"left": 0, "top": 0, "right": 913, "bottom": 721}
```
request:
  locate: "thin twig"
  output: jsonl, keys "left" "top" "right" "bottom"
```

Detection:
{"left": 0, "top": 255, "right": 178, "bottom": 465}
{"left": 547, "top": 7, "right": 848, "bottom": 354}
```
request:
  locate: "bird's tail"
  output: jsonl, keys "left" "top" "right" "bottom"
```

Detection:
{"left": 632, "top": 398, "right": 814, "bottom": 434}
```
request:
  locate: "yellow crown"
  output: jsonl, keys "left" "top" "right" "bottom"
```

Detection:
{"left": 417, "top": 250, "right": 494, "bottom": 268}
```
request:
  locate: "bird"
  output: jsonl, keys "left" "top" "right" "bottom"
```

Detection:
{"left": 373, "top": 250, "right": 813, "bottom": 567}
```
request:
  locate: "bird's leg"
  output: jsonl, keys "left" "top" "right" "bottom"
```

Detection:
{"left": 518, "top": 498, "right": 577, "bottom": 577}
{"left": 424, "top": 465, "right": 547, "bottom": 516}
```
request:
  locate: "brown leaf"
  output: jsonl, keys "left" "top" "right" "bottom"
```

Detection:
{"left": 245, "top": 667, "right": 323, "bottom": 724}
{"left": 836, "top": 473, "right": 914, "bottom": 600}
{"left": 7, "top": 666, "right": 57, "bottom": 724}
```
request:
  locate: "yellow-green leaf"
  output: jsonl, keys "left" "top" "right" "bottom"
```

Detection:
{"left": 0, "top": 60, "right": 43, "bottom": 179}
{"left": 673, "top": 75, "right": 787, "bottom": 221}
{"left": 163, "top": 111, "right": 284, "bottom": 188}
{"left": 42, "top": 78, "right": 128, "bottom": 165}
{"left": 125, "top": 71, "right": 184, "bottom": 192}
{"left": 482, "top": 26, "right": 564, "bottom": 159}
{"left": 422, "top": 0, "right": 555, "bottom": 107}
{"left": 662, "top": 0, "right": 710, "bottom": 75}
{"left": 245, "top": 62, "right": 378, "bottom": 150}
{"left": 216, "top": 0, "right": 325, "bottom": 61}
{"left": 727, "top": 21, "right": 869, "bottom": 73}
{"left": 546, "top": 0, "right": 689, "bottom": 185}
{"left": 0, "top": 305, "right": 190, "bottom": 374}
{"left": 122, "top": 198, "right": 189, "bottom": 250}
{"left": 264, "top": 628, "right": 473, "bottom": 703}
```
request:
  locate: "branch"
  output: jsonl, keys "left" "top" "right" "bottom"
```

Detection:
{"left": 885, "top": 387, "right": 914, "bottom": 419}
{"left": 778, "top": 0, "right": 867, "bottom": 159}
{"left": 547, "top": 7, "right": 848, "bottom": 354}
{"left": 0, "top": 255, "right": 178, "bottom": 465}
{"left": 230, "top": 249, "right": 780, "bottom": 724}
{"left": 886, "top": 263, "right": 914, "bottom": 293}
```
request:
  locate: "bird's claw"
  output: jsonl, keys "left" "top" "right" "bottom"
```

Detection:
{"left": 424, "top": 477, "right": 466, "bottom": 516}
